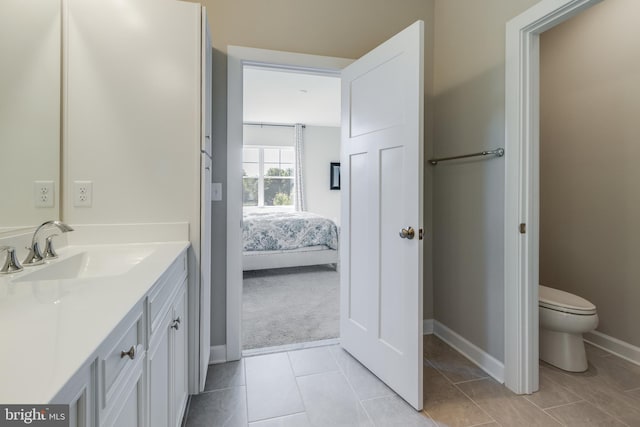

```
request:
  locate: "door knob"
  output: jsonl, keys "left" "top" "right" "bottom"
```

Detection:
{"left": 399, "top": 227, "right": 415, "bottom": 240}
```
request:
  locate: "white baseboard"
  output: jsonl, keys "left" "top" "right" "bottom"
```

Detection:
{"left": 433, "top": 320, "right": 505, "bottom": 383}
{"left": 423, "top": 319, "right": 434, "bottom": 335}
{"left": 584, "top": 330, "right": 640, "bottom": 366}
{"left": 209, "top": 345, "right": 227, "bottom": 364}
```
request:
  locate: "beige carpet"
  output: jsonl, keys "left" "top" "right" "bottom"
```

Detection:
{"left": 242, "top": 265, "right": 339, "bottom": 350}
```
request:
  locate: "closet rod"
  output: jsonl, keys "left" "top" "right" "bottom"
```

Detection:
{"left": 243, "top": 122, "right": 305, "bottom": 128}
{"left": 428, "top": 148, "right": 505, "bottom": 166}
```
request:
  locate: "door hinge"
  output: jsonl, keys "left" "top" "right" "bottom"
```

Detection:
{"left": 419, "top": 227, "right": 424, "bottom": 240}
{"left": 519, "top": 223, "right": 526, "bottom": 234}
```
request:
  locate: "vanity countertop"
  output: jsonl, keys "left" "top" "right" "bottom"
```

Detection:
{"left": 0, "top": 241, "right": 189, "bottom": 404}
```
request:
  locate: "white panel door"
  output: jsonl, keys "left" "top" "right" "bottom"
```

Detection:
{"left": 340, "top": 20, "right": 424, "bottom": 410}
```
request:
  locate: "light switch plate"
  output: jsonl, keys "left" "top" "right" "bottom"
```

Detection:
{"left": 211, "top": 182, "right": 222, "bottom": 201}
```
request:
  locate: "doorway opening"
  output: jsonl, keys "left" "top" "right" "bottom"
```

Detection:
{"left": 226, "top": 46, "right": 352, "bottom": 362}
{"left": 240, "top": 66, "right": 342, "bottom": 354}
{"left": 504, "top": 0, "right": 601, "bottom": 394}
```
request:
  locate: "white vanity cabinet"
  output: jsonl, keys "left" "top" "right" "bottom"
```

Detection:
{"left": 49, "top": 248, "right": 189, "bottom": 427}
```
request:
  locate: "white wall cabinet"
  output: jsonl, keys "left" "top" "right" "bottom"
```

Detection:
{"left": 51, "top": 251, "right": 188, "bottom": 427}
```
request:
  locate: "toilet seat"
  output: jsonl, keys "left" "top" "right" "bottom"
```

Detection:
{"left": 539, "top": 285, "right": 596, "bottom": 315}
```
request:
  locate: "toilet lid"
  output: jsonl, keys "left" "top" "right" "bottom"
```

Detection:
{"left": 539, "top": 285, "right": 596, "bottom": 314}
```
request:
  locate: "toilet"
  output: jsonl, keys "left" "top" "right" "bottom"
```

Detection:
{"left": 539, "top": 285, "right": 598, "bottom": 372}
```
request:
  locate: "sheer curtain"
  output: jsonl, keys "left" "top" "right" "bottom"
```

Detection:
{"left": 294, "top": 124, "right": 306, "bottom": 211}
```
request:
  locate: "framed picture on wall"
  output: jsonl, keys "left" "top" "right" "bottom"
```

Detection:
{"left": 330, "top": 162, "right": 340, "bottom": 190}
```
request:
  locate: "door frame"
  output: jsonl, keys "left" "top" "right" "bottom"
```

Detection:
{"left": 504, "top": 0, "right": 602, "bottom": 394}
{"left": 226, "top": 46, "right": 352, "bottom": 360}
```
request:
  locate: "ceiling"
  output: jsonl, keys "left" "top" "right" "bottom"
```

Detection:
{"left": 243, "top": 67, "right": 341, "bottom": 127}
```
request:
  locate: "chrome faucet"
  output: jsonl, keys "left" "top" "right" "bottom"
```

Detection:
{"left": 0, "top": 246, "right": 23, "bottom": 274}
{"left": 23, "top": 220, "right": 74, "bottom": 266}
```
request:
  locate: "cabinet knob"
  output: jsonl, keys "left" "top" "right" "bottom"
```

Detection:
{"left": 120, "top": 345, "right": 136, "bottom": 360}
{"left": 171, "top": 317, "right": 181, "bottom": 330}
{"left": 399, "top": 226, "right": 415, "bottom": 240}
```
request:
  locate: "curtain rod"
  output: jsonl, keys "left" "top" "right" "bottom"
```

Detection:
{"left": 243, "top": 122, "right": 305, "bottom": 129}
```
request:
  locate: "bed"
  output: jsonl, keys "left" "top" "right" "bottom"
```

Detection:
{"left": 242, "top": 210, "right": 339, "bottom": 271}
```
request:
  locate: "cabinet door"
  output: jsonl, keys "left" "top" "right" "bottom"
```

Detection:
{"left": 52, "top": 361, "right": 95, "bottom": 427}
{"left": 68, "top": 383, "right": 92, "bottom": 427}
{"left": 107, "top": 363, "right": 144, "bottom": 427}
{"left": 172, "top": 282, "right": 188, "bottom": 427}
{"left": 148, "top": 311, "right": 172, "bottom": 427}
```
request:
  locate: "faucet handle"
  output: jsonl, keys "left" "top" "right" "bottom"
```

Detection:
{"left": 23, "top": 220, "right": 73, "bottom": 267}
{"left": 44, "top": 234, "right": 60, "bottom": 259}
{"left": 23, "top": 241, "right": 44, "bottom": 266}
{"left": 0, "top": 246, "right": 24, "bottom": 274}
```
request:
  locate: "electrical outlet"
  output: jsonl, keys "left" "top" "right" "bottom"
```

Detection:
{"left": 74, "top": 181, "right": 93, "bottom": 207}
{"left": 34, "top": 181, "right": 55, "bottom": 208}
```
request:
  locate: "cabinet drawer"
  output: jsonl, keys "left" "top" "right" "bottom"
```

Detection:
{"left": 99, "top": 305, "right": 144, "bottom": 412}
{"left": 104, "top": 321, "right": 140, "bottom": 393}
{"left": 147, "top": 252, "right": 187, "bottom": 336}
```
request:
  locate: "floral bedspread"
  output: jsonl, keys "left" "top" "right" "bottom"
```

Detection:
{"left": 242, "top": 211, "right": 338, "bottom": 251}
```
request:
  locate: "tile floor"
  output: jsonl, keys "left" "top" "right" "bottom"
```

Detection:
{"left": 183, "top": 335, "right": 640, "bottom": 427}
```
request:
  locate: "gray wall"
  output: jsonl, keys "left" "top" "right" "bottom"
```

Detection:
{"left": 188, "top": 0, "right": 436, "bottom": 347}
{"left": 431, "top": 0, "right": 540, "bottom": 362}
{"left": 540, "top": 0, "right": 640, "bottom": 347}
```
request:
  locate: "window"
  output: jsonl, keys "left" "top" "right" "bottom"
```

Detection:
{"left": 243, "top": 146, "right": 295, "bottom": 207}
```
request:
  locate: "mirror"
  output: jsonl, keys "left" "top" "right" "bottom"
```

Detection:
{"left": 0, "top": 0, "right": 61, "bottom": 232}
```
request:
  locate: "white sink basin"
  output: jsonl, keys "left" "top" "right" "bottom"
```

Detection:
{"left": 14, "top": 246, "right": 155, "bottom": 282}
